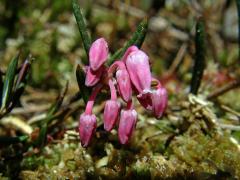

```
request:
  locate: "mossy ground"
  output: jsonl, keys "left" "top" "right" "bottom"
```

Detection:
{"left": 17, "top": 95, "right": 240, "bottom": 179}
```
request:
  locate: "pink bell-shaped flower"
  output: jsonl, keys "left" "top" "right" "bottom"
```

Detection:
{"left": 89, "top": 38, "right": 109, "bottom": 71}
{"left": 103, "top": 100, "right": 120, "bottom": 131}
{"left": 151, "top": 87, "right": 168, "bottom": 118}
{"left": 78, "top": 84, "right": 102, "bottom": 147}
{"left": 118, "top": 107, "right": 137, "bottom": 144}
{"left": 103, "top": 79, "right": 120, "bottom": 131}
{"left": 126, "top": 50, "right": 151, "bottom": 93}
{"left": 85, "top": 66, "right": 104, "bottom": 87}
{"left": 79, "top": 113, "right": 97, "bottom": 147}
{"left": 116, "top": 68, "right": 132, "bottom": 102}
{"left": 137, "top": 78, "right": 168, "bottom": 118}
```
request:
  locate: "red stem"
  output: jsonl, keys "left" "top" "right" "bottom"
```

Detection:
{"left": 85, "top": 84, "right": 103, "bottom": 114}
{"left": 109, "top": 79, "right": 117, "bottom": 100}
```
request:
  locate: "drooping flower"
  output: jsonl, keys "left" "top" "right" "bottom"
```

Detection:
{"left": 151, "top": 86, "right": 168, "bottom": 118}
{"left": 89, "top": 38, "right": 109, "bottom": 71}
{"left": 108, "top": 60, "right": 132, "bottom": 102}
{"left": 137, "top": 79, "right": 168, "bottom": 118}
{"left": 116, "top": 68, "right": 132, "bottom": 102}
{"left": 78, "top": 85, "right": 102, "bottom": 147}
{"left": 118, "top": 107, "right": 137, "bottom": 145}
{"left": 79, "top": 113, "right": 97, "bottom": 147}
{"left": 126, "top": 50, "right": 152, "bottom": 93}
{"left": 103, "top": 79, "right": 120, "bottom": 131}
{"left": 104, "top": 100, "right": 120, "bottom": 131}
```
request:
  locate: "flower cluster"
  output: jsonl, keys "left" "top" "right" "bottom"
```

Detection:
{"left": 79, "top": 38, "right": 168, "bottom": 147}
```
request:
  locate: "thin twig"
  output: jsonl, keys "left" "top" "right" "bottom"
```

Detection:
{"left": 220, "top": 104, "right": 240, "bottom": 118}
{"left": 207, "top": 79, "right": 240, "bottom": 99}
{"left": 164, "top": 25, "right": 195, "bottom": 77}
{"left": 165, "top": 43, "right": 187, "bottom": 77}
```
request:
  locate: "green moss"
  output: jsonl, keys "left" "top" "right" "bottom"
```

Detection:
{"left": 19, "top": 99, "right": 240, "bottom": 179}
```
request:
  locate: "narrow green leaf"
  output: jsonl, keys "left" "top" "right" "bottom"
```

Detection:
{"left": 72, "top": 0, "right": 92, "bottom": 56}
{"left": 35, "top": 123, "right": 48, "bottom": 148}
{"left": 236, "top": 0, "right": 240, "bottom": 63}
{"left": 5, "top": 57, "right": 32, "bottom": 115}
{"left": 190, "top": 18, "right": 206, "bottom": 95}
{"left": 76, "top": 65, "right": 90, "bottom": 104}
{"left": 1, "top": 54, "right": 19, "bottom": 110}
{"left": 108, "top": 19, "right": 148, "bottom": 65}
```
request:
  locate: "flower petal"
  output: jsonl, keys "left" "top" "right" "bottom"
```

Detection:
{"left": 126, "top": 50, "right": 151, "bottom": 93}
{"left": 118, "top": 109, "right": 137, "bottom": 144}
{"left": 104, "top": 100, "right": 121, "bottom": 131}
{"left": 151, "top": 87, "right": 168, "bottom": 118}
{"left": 85, "top": 66, "right": 104, "bottom": 87}
{"left": 89, "top": 38, "right": 109, "bottom": 71}
{"left": 116, "top": 68, "right": 132, "bottom": 102}
{"left": 79, "top": 113, "right": 97, "bottom": 147}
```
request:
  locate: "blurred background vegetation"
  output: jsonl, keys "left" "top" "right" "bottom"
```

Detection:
{"left": 0, "top": 0, "right": 239, "bottom": 89}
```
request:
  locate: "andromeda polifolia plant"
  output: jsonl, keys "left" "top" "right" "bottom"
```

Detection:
{"left": 78, "top": 40, "right": 168, "bottom": 147}
{"left": 72, "top": 0, "right": 167, "bottom": 147}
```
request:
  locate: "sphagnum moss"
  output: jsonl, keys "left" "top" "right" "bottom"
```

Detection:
{"left": 19, "top": 95, "right": 240, "bottom": 179}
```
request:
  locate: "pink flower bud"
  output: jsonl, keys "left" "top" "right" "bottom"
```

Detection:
{"left": 126, "top": 50, "right": 151, "bottom": 93}
{"left": 89, "top": 38, "right": 109, "bottom": 71}
{"left": 121, "top": 45, "right": 139, "bottom": 62}
{"left": 103, "top": 100, "right": 121, "bottom": 131}
{"left": 118, "top": 109, "right": 137, "bottom": 144}
{"left": 116, "top": 68, "right": 132, "bottom": 102}
{"left": 151, "top": 87, "right": 168, "bottom": 118}
{"left": 79, "top": 113, "right": 97, "bottom": 147}
{"left": 85, "top": 66, "right": 104, "bottom": 87}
